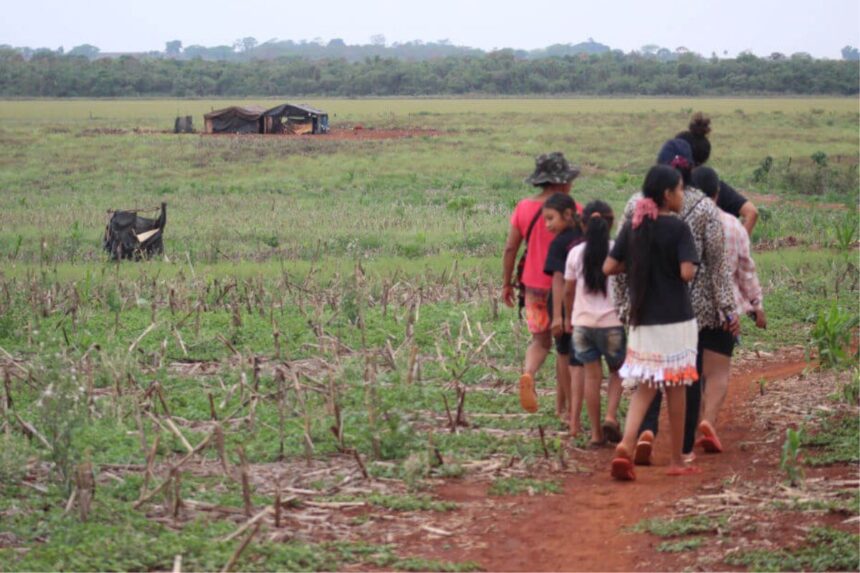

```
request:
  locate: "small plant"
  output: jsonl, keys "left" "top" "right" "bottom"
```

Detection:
{"left": 808, "top": 302, "right": 859, "bottom": 369}
{"left": 810, "top": 150, "right": 829, "bottom": 168}
{"left": 0, "top": 433, "right": 32, "bottom": 487}
{"left": 780, "top": 427, "right": 804, "bottom": 486}
{"left": 831, "top": 215, "right": 858, "bottom": 250}
{"left": 726, "top": 526, "right": 859, "bottom": 572}
{"left": 631, "top": 515, "right": 723, "bottom": 537}
{"left": 752, "top": 156, "right": 773, "bottom": 183}
{"left": 488, "top": 477, "right": 561, "bottom": 496}
{"left": 656, "top": 537, "right": 704, "bottom": 553}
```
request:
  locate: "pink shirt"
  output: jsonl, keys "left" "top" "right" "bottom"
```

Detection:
{"left": 564, "top": 242, "right": 622, "bottom": 328}
{"left": 719, "top": 210, "right": 763, "bottom": 314}
{"left": 511, "top": 199, "right": 555, "bottom": 290}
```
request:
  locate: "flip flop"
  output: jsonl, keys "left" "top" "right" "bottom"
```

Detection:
{"left": 697, "top": 420, "right": 723, "bottom": 453}
{"left": 518, "top": 373, "right": 538, "bottom": 413}
{"left": 601, "top": 420, "right": 622, "bottom": 443}
{"left": 611, "top": 457, "right": 636, "bottom": 481}
{"left": 667, "top": 465, "right": 703, "bottom": 476}
{"left": 634, "top": 430, "right": 654, "bottom": 466}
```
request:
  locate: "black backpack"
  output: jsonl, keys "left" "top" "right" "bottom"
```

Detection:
{"left": 103, "top": 202, "right": 167, "bottom": 260}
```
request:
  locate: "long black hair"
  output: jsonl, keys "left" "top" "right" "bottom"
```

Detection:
{"left": 582, "top": 200, "right": 614, "bottom": 295}
{"left": 628, "top": 165, "right": 682, "bottom": 325}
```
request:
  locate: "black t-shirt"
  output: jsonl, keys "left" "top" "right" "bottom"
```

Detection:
{"left": 544, "top": 226, "right": 584, "bottom": 276}
{"left": 717, "top": 180, "right": 747, "bottom": 217}
{"left": 610, "top": 215, "right": 700, "bottom": 326}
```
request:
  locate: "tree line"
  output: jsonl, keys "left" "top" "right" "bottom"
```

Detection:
{"left": 0, "top": 49, "right": 856, "bottom": 97}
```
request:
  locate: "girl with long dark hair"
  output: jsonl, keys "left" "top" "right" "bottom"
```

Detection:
{"left": 563, "top": 200, "right": 625, "bottom": 446}
{"left": 604, "top": 165, "right": 701, "bottom": 480}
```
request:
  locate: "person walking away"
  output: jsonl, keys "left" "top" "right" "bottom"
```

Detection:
{"left": 612, "top": 138, "right": 738, "bottom": 466}
{"left": 501, "top": 152, "right": 582, "bottom": 414}
{"left": 564, "top": 200, "right": 625, "bottom": 446}
{"left": 676, "top": 113, "right": 759, "bottom": 235}
{"left": 690, "top": 166, "right": 767, "bottom": 453}
{"left": 604, "top": 165, "right": 701, "bottom": 479}
{"left": 541, "top": 193, "right": 587, "bottom": 429}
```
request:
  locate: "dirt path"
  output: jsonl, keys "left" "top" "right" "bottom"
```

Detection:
{"left": 398, "top": 350, "right": 811, "bottom": 571}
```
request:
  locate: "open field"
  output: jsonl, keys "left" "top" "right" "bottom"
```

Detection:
{"left": 0, "top": 98, "right": 857, "bottom": 571}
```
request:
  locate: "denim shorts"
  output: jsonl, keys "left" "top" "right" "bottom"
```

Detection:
{"left": 572, "top": 326, "right": 627, "bottom": 371}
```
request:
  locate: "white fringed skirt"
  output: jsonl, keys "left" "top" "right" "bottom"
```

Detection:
{"left": 620, "top": 319, "right": 699, "bottom": 390}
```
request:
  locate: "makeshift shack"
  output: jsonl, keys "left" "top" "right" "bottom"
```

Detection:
{"left": 203, "top": 106, "right": 266, "bottom": 134}
{"left": 103, "top": 203, "right": 167, "bottom": 261}
{"left": 262, "top": 104, "right": 329, "bottom": 134}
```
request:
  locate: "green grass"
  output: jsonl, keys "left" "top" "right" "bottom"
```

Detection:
{"left": 631, "top": 515, "right": 725, "bottom": 537}
{"left": 488, "top": 477, "right": 562, "bottom": 496}
{"left": 656, "top": 537, "right": 704, "bottom": 553}
{"left": 0, "top": 97, "right": 857, "bottom": 571}
{"left": 803, "top": 413, "right": 860, "bottom": 466}
{"left": 725, "top": 527, "right": 860, "bottom": 572}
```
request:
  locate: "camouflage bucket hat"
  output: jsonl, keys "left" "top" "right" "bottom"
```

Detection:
{"left": 524, "top": 151, "right": 581, "bottom": 186}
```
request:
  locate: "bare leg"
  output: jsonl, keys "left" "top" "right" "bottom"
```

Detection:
{"left": 664, "top": 385, "right": 687, "bottom": 471}
{"left": 605, "top": 370, "right": 623, "bottom": 424}
{"left": 617, "top": 384, "right": 659, "bottom": 456}
{"left": 583, "top": 361, "right": 604, "bottom": 443}
{"left": 568, "top": 365, "right": 584, "bottom": 435}
{"left": 555, "top": 353, "right": 571, "bottom": 419}
{"left": 524, "top": 332, "right": 551, "bottom": 377}
{"left": 700, "top": 350, "right": 732, "bottom": 429}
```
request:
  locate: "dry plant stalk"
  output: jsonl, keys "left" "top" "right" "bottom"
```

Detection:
{"left": 237, "top": 446, "right": 253, "bottom": 517}
{"left": 74, "top": 461, "right": 95, "bottom": 522}
{"left": 290, "top": 371, "right": 315, "bottom": 465}
{"left": 221, "top": 522, "right": 261, "bottom": 573}
{"left": 139, "top": 434, "right": 161, "bottom": 501}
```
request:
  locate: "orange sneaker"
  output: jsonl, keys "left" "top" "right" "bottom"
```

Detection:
{"left": 518, "top": 373, "right": 538, "bottom": 413}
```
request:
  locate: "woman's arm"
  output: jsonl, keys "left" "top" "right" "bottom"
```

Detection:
{"left": 680, "top": 261, "right": 696, "bottom": 282}
{"left": 603, "top": 257, "right": 624, "bottom": 276}
{"left": 502, "top": 224, "right": 523, "bottom": 307}
{"left": 563, "top": 278, "right": 575, "bottom": 334}
{"left": 739, "top": 201, "right": 759, "bottom": 235}
{"left": 551, "top": 272, "right": 565, "bottom": 336}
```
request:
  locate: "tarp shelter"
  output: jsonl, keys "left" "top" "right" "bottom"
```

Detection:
{"left": 203, "top": 106, "right": 266, "bottom": 134}
{"left": 262, "top": 104, "right": 329, "bottom": 134}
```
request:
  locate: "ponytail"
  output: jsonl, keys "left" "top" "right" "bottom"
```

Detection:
{"left": 582, "top": 200, "right": 614, "bottom": 295}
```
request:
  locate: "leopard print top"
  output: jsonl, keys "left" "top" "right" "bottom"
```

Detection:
{"left": 612, "top": 187, "right": 735, "bottom": 330}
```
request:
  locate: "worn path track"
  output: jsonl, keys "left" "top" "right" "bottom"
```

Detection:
{"left": 400, "top": 351, "right": 810, "bottom": 571}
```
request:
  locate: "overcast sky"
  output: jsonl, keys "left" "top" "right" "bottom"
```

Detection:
{"left": 5, "top": 0, "right": 859, "bottom": 58}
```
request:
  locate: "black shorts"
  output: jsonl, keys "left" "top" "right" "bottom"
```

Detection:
{"left": 698, "top": 327, "right": 735, "bottom": 357}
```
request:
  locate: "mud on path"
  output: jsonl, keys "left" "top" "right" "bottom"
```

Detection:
{"left": 393, "top": 348, "right": 815, "bottom": 572}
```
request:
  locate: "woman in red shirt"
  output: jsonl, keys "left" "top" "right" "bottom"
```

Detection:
{"left": 502, "top": 152, "right": 581, "bottom": 415}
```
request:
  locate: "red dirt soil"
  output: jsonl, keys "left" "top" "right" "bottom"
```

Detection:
{"left": 395, "top": 350, "right": 812, "bottom": 572}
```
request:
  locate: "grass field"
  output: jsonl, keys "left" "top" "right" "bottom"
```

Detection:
{"left": 0, "top": 98, "right": 857, "bottom": 571}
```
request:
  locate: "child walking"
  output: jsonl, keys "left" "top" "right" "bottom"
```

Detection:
{"left": 501, "top": 152, "right": 581, "bottom": 415}
{"left": 541, "top": 193, "right": 586, "bottom": 432}
{"left": 564, "top": 200, "right": 625, "bottom": 446}
{"left": 603, "top": 165, "right": 701, "bottom": 479}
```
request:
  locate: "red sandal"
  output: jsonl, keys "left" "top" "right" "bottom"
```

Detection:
{"left": 666, "top": 465, "right": 702, "bottom": 476}
{"left": 611, "top": 445, "right": 636, "bottom": 481}
{"left": 697, "top": 420, "right": 723, "bottom": 453}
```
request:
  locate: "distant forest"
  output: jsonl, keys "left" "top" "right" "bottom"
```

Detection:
{"left": 1, "top": 38, "right": 858, "bottom": 97}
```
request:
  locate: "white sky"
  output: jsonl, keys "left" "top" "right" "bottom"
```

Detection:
{"left": 4, "top": 0, "right": 859, "bottom": 58}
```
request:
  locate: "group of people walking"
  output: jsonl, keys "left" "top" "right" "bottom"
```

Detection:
{"left": 501, "top": 113, "right": 766, "bottom": 480}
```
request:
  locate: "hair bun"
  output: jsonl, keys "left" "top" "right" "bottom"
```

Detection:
{"left": 689, "top": 112, "right": 711, "bottom": 137}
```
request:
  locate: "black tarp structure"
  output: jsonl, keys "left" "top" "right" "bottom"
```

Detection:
{"left": 103, "top": 203, "right": 167, "bottom": 260}
{"left": 203, "top": 106, "right": 266, "bottom": 134}
{"left": 262, "top": 104, "right": 329, "bottom": 134}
